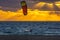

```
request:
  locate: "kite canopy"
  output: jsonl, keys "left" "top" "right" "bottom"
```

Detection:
{"left": 21, "top": 1, "right": 27, "bottom": 15}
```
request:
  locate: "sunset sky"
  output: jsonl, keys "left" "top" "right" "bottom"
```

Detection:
{"left": 0, "top": 0, "right": 60, "bottom": 21}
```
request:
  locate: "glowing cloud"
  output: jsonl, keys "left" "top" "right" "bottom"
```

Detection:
{"left": 34, "top": 2, "right": 46, "bottom": 8}
{"left": 34, "top": 2, "right": 60, "bottom": 11}
{"left": 55, "top": 1, "right": 60, "bottom": 8}
{"left": 0, "top": 9, "right": 60, "bottom": 21}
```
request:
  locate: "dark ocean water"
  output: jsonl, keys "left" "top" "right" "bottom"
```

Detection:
{"left": 0, "top": 21, "right": 60, "bottom": 35}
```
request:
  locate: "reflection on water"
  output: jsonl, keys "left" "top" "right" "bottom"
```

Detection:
{"left": 0, "top": 22, "right": 60, "bottom": 35}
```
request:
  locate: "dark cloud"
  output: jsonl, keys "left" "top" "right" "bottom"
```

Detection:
{"left": 32, "top": 0, "right": 60, "bottom": 2}
{"left": 0, "top": 0, "right": 34, "bottom": 11}
{"left": 0, "top": 0, "right": 20, "bottom": 11}
{"left": 0, "top": 0, "right": 60, "bottom": 11}
{"left": 0, "top": 0, "right": 19, "bottom": 8}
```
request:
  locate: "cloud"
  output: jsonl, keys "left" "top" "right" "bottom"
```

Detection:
{"left": 0, "top": 0, "right": 60, "bottom": 11}
{"left": 32, "top": 0, "right": 60, "bottom": 2}
{"left": 0, "top": 0, "right": 21, "bottom": 11}
{"left": 0, "top": 6, "right": 2, "bottom": 8}
{"left": 33, "top": 1, "right": 60, "bottom": 11}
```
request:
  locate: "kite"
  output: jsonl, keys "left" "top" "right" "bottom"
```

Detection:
{"left": 21, "top": 1, "right": 27, "bottom": 15}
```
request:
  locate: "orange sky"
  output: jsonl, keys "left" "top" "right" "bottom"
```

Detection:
{"left": 0, "top": 2, "right": 60, "bottom": 21}
{"left": 0, "top": 9, "right": 60, "bottom": 21}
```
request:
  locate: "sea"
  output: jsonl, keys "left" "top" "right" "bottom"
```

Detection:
{"left": 0, "top": 21, "right": 60, "bottom": 35}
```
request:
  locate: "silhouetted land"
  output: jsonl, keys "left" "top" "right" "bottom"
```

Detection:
{"left": 0, "top": 35, "right": 60, "bottom": 40}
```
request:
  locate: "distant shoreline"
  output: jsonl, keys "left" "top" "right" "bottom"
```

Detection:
{"left": 0, "top": 35, "right": 60, "bottom": 40}
{"left": 0, "top": 21, "right": 60, "bottom": 22}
